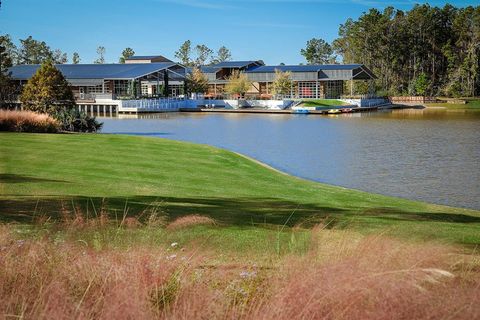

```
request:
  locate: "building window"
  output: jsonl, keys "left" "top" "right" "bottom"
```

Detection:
{"left": 168, "top": 84, "right": 184, "bottom": 97}
{"left": 141, "top": 83, "right": 149, "bottom": 96}
{"left": 114, "top": 80, "right": 130, "bottom": 96}
{"left": 298, "top": 81, "right": 318, "bottom": 98}
{"left": 324, "top": 80, "right": 344, "bottom": 99}
{"left": 86, "top": 85, "right": 104, "bottom": 94}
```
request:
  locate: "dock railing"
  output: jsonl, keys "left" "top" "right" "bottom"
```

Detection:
{"left": 120, "top": 97, "right": 187, "bottom": 111}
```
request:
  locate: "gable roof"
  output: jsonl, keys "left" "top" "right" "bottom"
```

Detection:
{"left": 9, "top": 62, "right": 182, "bottom": 80}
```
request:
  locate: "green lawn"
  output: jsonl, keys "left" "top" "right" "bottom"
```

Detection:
{"left": 1, "top": 132, "right": 480, "bottom": 248}
{"left": 426, "top": 98, "right": 480, "bottom": 110}
{"left": 300, "top": 99, "right": 348, "bottom": 107}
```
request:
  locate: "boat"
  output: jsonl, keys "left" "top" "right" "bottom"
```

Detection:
{"left": 293, "top": 109, "right": 309, "bottom": 114}
{"left": 327, "top": 109, "right": 342, "bottom": 114}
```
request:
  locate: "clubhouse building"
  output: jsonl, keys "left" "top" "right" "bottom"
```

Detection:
{"left": 9, "top": 55, "right": 376, "bottom": 109}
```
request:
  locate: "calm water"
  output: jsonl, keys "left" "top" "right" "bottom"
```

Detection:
{"left": 99, "top": 109, "right": 480, "bottom": 210}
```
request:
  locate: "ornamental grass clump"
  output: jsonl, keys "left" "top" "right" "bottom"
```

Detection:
{"left": 0, "top": 222, "right": 479, "bottom": 319}
{"left": 0, "top": 109, "right": 60, "bottom": 132}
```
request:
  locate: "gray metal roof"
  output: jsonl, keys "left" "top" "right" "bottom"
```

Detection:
{"left": 199, "top": 66, "right": 220, "bottom": 73}
{"left": 245, "top": 64, "right": 364, "bottom": 73}
{"left": 185, "top": 66, "right": 220, "bottom": 74}
{"left": 127, "top": 55, "right": 168, "bottom": 60}
{"left": 9, "top": 63, "right": 181, "bottom": 80}
{"left": 211, "top": 60, "right": 264, "bottom": 68}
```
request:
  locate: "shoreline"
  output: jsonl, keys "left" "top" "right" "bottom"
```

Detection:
{"left": 2, "top": 132, "right": 480, "bottom": 247}
{"left": 108, "top": 132, "right": 480, "bottom": 212}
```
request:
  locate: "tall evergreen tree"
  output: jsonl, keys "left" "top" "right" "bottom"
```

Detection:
{"left": 94, "top": 46, "right": 106, "bottom": 64}
{"left": 194, "top": 44, "right": 213, "bottom": 66}
{"left": 0, "top": 35, "right": 16, "bottom": 108}
{"left": 0, "top": 34, "right": 17, "bottom": 65}
{"left": 301, "top": 38, "right": 335, "bottom": 64}
{"left": 212, "top": 46, "right": 232, "bottom": 64}
{"left": 72, "top": 52, "right": 80, "bottom": 64}
{"left": 175, "top": 40, "right": 192, "bottom": 66}
{"left": 18, "top": 36, "right": 52, "bottom": 64}
{"left": 52, "top": 49, "right": 68, "bottom": 64}
{"left": 332, "top": 4, "right": 480, "bottom": 97}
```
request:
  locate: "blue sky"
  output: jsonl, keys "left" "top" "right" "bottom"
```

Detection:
{"left": 1, "top": 0, "right": 477, "bottom": 64}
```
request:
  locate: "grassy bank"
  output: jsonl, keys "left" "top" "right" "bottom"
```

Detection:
{"left": 426, "top": 98, "right": 480, "bottom": 110}
{"left": 300, "top": 99, "right": 348, "bottom": 107}
{"left": 1, "top": 132, "right": 479, "bottom": 246}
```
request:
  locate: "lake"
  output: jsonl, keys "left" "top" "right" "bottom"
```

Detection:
{"left": 99, "top": 109, "right": 480, "bottom": 210}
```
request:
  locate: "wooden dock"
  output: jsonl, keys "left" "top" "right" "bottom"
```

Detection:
{"left": 180, "top": 106, "right": 380, "bottom": 115}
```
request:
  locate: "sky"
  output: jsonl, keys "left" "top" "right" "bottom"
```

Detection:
{"left": 0, "top": 0, "right": 478, "bottom": 65}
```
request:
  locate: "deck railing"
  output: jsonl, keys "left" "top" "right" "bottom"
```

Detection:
{"left": 74, "top": 93, "right": 95, "bottom": 101}
{"left": 120, "top": 97, "right": 187, "bottom": 111}
{"left": 74, "top": 93, "right": 115, "bottom": 101}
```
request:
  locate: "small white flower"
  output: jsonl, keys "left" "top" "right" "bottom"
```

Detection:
{"left": 170, "top": 242, "right": 178, "bottom": 248}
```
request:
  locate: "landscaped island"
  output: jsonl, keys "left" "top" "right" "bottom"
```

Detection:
{"left": 1, "top": 132, "right": 480, "bottom": 318}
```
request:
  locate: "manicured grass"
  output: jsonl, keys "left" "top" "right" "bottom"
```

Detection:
{"left": 426, "top": 98, "right": 480, "bottom": 110}
{"left": 1, "top": 132, "right": 480, "bottom": 247}
{"left": 300, "top": 99, "right": 348, "bottom": 107}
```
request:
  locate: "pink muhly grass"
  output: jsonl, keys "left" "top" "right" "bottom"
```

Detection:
{"left": 0, "top": 109, "right": 60, "bottom": 133}
{"left": 0, "top": 225, "right": 479, "bottom": 319}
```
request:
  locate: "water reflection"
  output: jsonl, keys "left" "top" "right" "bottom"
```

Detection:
{"left": 99, "top": 109, "right": 480, "bottom": 210}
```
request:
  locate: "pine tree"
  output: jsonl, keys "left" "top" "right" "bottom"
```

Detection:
{"left": 72, "top": 52, "right": 80, "bottom": 64}
{"left": 175, "top": 40, "right": 192, "bottom": 66}
{"left": 300, "top": 38, "right": 334, "bottom": 64}
{"left": 0, "top": 37, "right": 15, "bottom": 108}
{"left": 94, "top": 46, "right": 105, "bottom": 64}
{"left": 211, "top": 46, "right": 232, "bottom": 64}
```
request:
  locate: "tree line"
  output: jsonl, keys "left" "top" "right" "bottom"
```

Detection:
{"left": 2, "top": 3, "right": 479, "bottom": 98}
{"left": 0, "top": 35, "right": 232, "bottom": 67}
{"left": 302, "top": 4, "right": 480, "bottom": 97}
{"left": 0, "top": 35, "right": 140, "bottom": 65}
{"left": 175, "top": 40, "right": 231, "bottom": 66}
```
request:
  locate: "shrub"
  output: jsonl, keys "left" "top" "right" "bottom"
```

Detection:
{"left": 20, "top": 60, "right": 76, "bottom": 114}
{"left": 0, "top": 110, "right": 60, "bottom": 133}
{"left": 53, "top": 108, "right": 103, "bottom": 133}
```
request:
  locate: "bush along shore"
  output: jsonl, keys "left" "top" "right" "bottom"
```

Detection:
{"left": 0, "top": 109, "right": 102, "bottom": 133}
{"left": 2, "top": 60, "right": 102, "bottom": 133}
